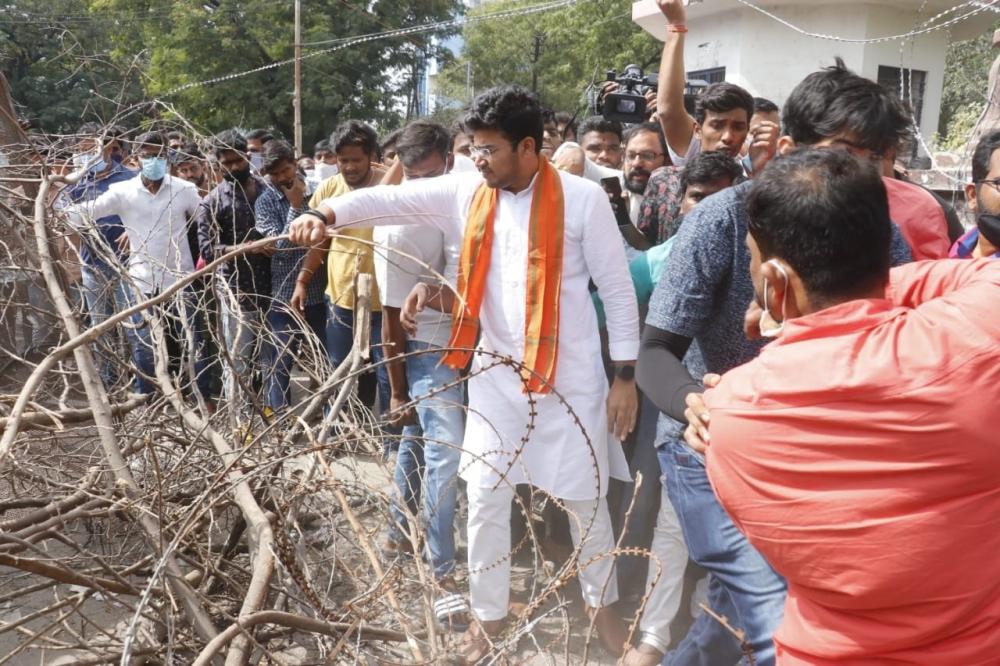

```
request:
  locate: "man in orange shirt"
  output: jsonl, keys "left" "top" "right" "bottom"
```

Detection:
{"left": 696, "top": 148, "right": 1000, "bottom": 664}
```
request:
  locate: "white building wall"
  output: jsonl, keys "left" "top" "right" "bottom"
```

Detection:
{"left": 672, "top": 2, "right": 950, "bottom": 145}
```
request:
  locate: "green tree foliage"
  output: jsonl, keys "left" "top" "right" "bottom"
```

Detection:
{"left": 92, "top": 0, "right": 461, "bottom": 146}
{"left": 1, "top": 0, "right": 461, "bottom": 145}
{"left": 435, "top": 0, "right": 661, "bottom": 116}
{"left": 938, "top": 22, "right": 999, "bottom": 150}
{"left": 0, "top": 0, "right": 147, "bottom": 133}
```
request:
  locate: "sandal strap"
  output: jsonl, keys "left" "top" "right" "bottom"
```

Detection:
{"left": 434, "top": 592, "right": 469, "bottom": 618}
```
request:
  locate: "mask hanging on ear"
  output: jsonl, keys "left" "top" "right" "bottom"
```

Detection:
{"left": 758, "top": 259, "right": 789, "bottom": 338}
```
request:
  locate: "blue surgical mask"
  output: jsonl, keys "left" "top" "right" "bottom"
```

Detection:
{"left": 73, "top": 151, "right": 107, "bottom": 174}
{"left": 140, "top": 156, "right": 168, "bottom": 181}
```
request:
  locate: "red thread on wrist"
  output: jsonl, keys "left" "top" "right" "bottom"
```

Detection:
{"left": 667, "top": 23, "right": 688, "bottom": 33}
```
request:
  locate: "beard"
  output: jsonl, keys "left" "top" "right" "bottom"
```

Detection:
{"left": 624, "top": 168, "right": 649, "bottom": 194}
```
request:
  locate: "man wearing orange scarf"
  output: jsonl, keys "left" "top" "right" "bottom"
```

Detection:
{"left": 289, "top": 86, "right": 640, "bottom": 661}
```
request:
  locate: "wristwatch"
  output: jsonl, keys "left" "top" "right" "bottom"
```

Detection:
{"left": 615, "top": 364, "right": 635, "bottom": 381}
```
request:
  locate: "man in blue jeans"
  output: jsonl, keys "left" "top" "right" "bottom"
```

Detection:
{"left": 60, "top": 122, "right": 148, "bottom": 391}
{"left": 638, "top": 60, "right": 916, "bottom": 665}
{"left": 255, "top": 139, "right": 328, "bottom": 413}
{"left": 372, "top": 120, "right": 467, "bottom": 630}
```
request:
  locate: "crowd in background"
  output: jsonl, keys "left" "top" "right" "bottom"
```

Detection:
{"left": 43, "top": 0, "right": 1000, "bottom": 664}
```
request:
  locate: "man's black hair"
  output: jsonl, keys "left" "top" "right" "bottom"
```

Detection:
{"left": 134, "top": 131, "right": 165, "bottom": 149}
{"left": 381, "top": 128, "right": 403, "bottom": 152}
{"left": 331, "top": 120, "right": 378, "bottom": 155}
{"left": 175, "top": 141, "right": 204, "bottom": 163}
{"left": 77, "top": 121, "right": 103, "bottom": 137}
{"left": 464, "top": 85, "right": 545, "bottom": 154}
{"left": 782, "top": 58, "right": 911, "bottom": 157}
{"left": 212, "top": 129, "right": 248, "bottom": 157}
{"left": 577, "top": 116, "right": 623, "bottom": 142}
{"left": 450, "top": 118, "right": 469, "bottom": 137}
{"left": 753, "top": 97, "right": 780, "bottom": 115}
{"left": 395, "top": 120, "right": 451, "bottom": 169}
{"left": 694, "top": 82, "right": 755, "bottom": 126}
{"left": 77, "top": 122, "right": 128, "bottom": 151}
{"left": 972, "top": 129, "right": 1000, "bottom": 183}
{"left": 746, "top": 148, "right": 891, "bottom": 304}
{"left": 623, "top": 121, "right": 668, "bottom": 156}
{"left": 314, "top": 139, "right": 331, "bottom": 154}
{"left": 554, "top": 111, "right": 578, "bottom": 141}
{"left": 246, "top": 128, "right": 274, "bottom": 144}
{"left": 680, "top": 150, "right": 743, "bottom": 192}
{"left": 261, "top": 139, "right": 296, "bottom": 174}
{"left": 166, "top": 130, "right": 186, "bottom": 143}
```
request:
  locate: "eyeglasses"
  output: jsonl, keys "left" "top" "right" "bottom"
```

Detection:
{"left": 977, "top": 178, "right": 1000, "bottom": 193}
{"left": 624, "top": 150, "right": 663, "bottom": 163}
{"left": 469, "top": 143, "right": 515, "bottom": 160}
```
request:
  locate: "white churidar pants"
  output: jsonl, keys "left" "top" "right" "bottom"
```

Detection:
{"left": 466, "top": 482, "right": 619, "bottom": 621}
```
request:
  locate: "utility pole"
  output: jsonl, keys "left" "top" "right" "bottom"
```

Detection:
{"left": 465, "top": 61, "right": 472, "bottom": 100}
{"left": 530, "top": 32, "right": 544, "bottom": 93}
{"left": 293, "top": 0, "right": 303, "bottom": 156}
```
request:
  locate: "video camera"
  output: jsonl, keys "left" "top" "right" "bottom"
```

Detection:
{"left": 600, "top": 64, "right": 658, "bottom": 124}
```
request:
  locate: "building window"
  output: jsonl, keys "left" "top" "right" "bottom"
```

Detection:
{"left": 687, "top": 67, "right": 726, "bottom": 86}
{"left": 877, "top": 66, "right": 926, "bottom": 126}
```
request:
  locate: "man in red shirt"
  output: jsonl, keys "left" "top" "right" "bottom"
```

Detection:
{"left": 699, "top": 148, "right": 1000, "bottom": 664}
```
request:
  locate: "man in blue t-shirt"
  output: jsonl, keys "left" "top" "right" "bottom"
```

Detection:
{"left": 60, "top": 122, "right": 145, "bottom": 390}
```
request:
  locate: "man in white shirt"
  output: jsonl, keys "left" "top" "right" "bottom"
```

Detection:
{"left": 69, "top": 131, "right": 203, "bottom": 396}
{"left": 371, "top": 120, "right": 469, "bottom": 631}
{"left": 290, "top": 85, "right": 639, "bottom": 662}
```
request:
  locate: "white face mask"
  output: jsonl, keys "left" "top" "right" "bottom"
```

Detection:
{"left": 73, "top": 151, "right": 106, "bottom": 173}
{"left": 314, "top": 162, "right": 339, "bottom": 180}
{"left": 249, "top": 152, "right": 263, "bottom": 171}
{"left": 758, "top": 260, "right": 789, "bottom": 338}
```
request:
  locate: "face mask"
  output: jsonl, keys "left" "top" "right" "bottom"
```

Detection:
{"left": 140, "top": 156, "right": 168, "bottom": 181}
{"left": 976, "top": 212, "right": 1000, "bottom": 248}
{"left": 73, "top": 151, "right": 107, "bottom": 174}
{"left": 222, "top": 165, "right": 253, "bottom": 183}
{"left": 758, "top": 260, "right": 789, "bottom": 338}
{"left": 249, "top": 152, "right": 263, "bottom": 171}
{"left": 314, "top": 162, "right": 339, "bottom": 180}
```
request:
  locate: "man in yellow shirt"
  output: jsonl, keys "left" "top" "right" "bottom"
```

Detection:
{"left": 296, "top": 120, "right": 387, "bottom": 409}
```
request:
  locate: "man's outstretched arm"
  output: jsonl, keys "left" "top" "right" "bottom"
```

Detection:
{"left": 655, "top": 0, "right": 697, "bottom": 159}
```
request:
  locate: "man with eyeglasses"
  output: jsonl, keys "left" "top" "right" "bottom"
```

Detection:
{"left": 952, "top": 130, "right": 1000, "bottom": 260}
{"left": 637, "top": 59, "right": 917, "bottom": 666}
{"left": 289, "top": 84, "right": 639, "bottom": 663}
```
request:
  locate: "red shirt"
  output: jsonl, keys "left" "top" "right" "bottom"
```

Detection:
{"left": 884, "top": 177, "right": 950, "bottom": 260}
{"left": 706, "top": 260, "right": 1000, "bottom": 665}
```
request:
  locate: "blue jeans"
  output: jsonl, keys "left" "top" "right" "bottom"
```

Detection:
{"left": 389, "top": 341, "right": 465, "bottom": 579}
{"left": 266, "top": 301, "right": 328, "bottom": 410}
{"left": 123, "top": 289, "right": 209, "bottom": 397}
{"left": 80, "top": 262, "right": 135, "bottom": 389}
{"left": 659, "top": 439, "right": 786, "bottom": 666}
{"left": 327, "top": 303, "right": 389, "bottom": 413}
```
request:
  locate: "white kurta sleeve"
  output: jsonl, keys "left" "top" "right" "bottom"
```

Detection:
{"left": 324, "top": 174, "right": 469, "bottom": 233}
{"left": 66, "top": 186, "right": 120, "bottom": 230}
{"left": 581, "top": 186, "right": 639, "bottom": 361}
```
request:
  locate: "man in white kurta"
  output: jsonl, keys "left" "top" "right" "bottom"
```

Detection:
{"left": 292, "top": 86, "right": 638, "bottom": 656}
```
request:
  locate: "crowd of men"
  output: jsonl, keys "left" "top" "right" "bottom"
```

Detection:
{"left": 56, "top": 0, "right": 1000, "bottom": 663}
